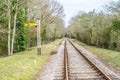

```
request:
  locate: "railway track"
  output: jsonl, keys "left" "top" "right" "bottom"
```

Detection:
{"left": 54, "top": 39, "right": 119, "bottom": 80}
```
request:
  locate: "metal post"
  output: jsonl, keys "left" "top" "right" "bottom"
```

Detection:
{"left": 36, "top": 19, "right": 41, "bottom": 55}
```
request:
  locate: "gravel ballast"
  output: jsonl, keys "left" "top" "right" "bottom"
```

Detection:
{"left": 39, "top": 40, "right": 65, "bottom": 80}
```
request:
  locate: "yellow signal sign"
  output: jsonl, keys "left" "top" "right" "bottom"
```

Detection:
{"left": 29, "top": 23, "right": 36, "bottom": 27}
{"left": 24, "top": 23, "right": 28, "bottom": 27}
{"left": 24, "top": 22, "right": 36, "bottom": 27}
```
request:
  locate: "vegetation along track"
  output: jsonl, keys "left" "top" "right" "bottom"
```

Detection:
{"left": 54, "top": 38, "right": 119, "bottom": 80}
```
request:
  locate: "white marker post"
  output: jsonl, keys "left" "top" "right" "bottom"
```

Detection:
{"left": 36, "top": 19, "right": 41, "bottom": 55}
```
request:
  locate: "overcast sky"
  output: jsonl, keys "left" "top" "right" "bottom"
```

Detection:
{"left": 57, "top": 0, "right": 118, "bottom": 27}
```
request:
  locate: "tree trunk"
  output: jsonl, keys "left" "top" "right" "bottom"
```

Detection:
{"left": 11, "top": 11, "right": 17, "bottom": 55}
{"left": 53, "top": 28, "right": 56, "bottom": 41}
{"left": 8, "top": 0, "right": 11, "bottom": 56}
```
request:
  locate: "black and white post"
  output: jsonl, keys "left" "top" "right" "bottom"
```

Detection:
{"left": 36, "top": 19, "right": 41, "bottom": 55}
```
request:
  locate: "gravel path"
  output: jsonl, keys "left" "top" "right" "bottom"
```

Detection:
{"left": 39, "top": 40, "right": 65, "bottom": 80}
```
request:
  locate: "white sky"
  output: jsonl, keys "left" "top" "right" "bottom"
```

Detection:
{"left": 57, "top": 0, "right": 118, "bottom": 27}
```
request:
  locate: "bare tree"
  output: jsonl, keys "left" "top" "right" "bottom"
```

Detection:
{"left": 27, "top": 0, "right": 65, "bottom": 41}
{"left": 10, "top": 0, "right": 28, "bottom": 55}
{"left": 10, "top": 0, "right": 18, "bottom": 55}
{"left": 6, "top": 0, "right": 11, "bottom": 56}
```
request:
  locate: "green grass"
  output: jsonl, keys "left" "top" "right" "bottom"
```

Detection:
{"left": 74, "top": 39, "right": 120, "bottom": 69}
{"left": 0, "top": 39, "right": 62, "bottom": 80}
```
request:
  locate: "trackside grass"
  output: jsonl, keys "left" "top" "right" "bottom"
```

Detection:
{"left": 0, "top": 39, "right": 62, "bottom": 80}
{"left": 74, "top": 39, "right": 120, "bottom": 69}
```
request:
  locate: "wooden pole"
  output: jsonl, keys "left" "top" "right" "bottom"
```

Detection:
{"left": 36, "top": 19, "right": 41, "bottom": 55}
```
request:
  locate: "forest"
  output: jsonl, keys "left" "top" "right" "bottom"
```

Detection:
{"left": 0, "top": 0, "right": 65, "bottom": 56}
{"left": 66, "top": 0, "right": 120, "bottom": 51}
{"left": 0, "top": 0, "right": 120, "bottom": 56}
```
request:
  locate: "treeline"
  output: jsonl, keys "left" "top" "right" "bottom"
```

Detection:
{"left": 0, "top": 0, "right": 65, "bottom": 56}
{"left": 66, "top": 1, "right": 120, "bottom": 51}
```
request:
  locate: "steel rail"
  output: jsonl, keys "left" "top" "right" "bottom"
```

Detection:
{"left": 67, "top": 39, "right": 112, "bottom": 80}
{"left": 64, "top": 40, "right": 69, "bottom": 80}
